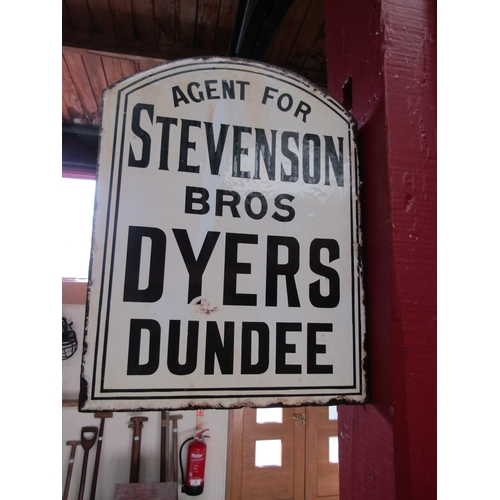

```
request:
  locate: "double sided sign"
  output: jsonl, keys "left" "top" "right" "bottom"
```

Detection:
{"left": 80, "top": 58, "right": 366, "bottom": 411}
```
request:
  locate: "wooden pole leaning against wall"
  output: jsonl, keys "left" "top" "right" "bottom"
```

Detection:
{"left": 77, "top": 427, "right": 98, "bottom": 500}
{"left": 160, "top": 410, "right": 170, "bottom": 482}
{"left": 128, "top": 416, "right": 148, "bottom": 483}
{"left": 63, "top": 440, "right": 80, "bottom": 500}
{"left": 89, "top": 412, "right": 113, "bottom": 500}
{"left": 169, "top": 414, "right": 183, "bottom": 483}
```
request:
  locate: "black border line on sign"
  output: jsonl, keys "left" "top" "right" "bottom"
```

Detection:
{"left": 90, "top": 59, "right": 363, "bottom": 402}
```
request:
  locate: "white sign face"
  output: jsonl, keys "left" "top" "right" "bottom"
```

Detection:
{"left": 80, "top": 58, "right": 366, "bottom": 411}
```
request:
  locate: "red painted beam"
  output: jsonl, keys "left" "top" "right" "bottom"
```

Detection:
{"left": 324, "top": 1, "right": 436, "bottom": 498}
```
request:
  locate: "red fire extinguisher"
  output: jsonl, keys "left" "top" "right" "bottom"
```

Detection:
{"left": 179, "top": 429, "right": 210, "bottom": 496}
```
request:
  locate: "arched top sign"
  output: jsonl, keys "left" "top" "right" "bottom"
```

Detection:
{"left": 80, "top": 57, "right": 366, "bottom": 411}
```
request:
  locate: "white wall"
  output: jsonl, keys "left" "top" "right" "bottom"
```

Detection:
{"left": 62, "top": 406, "right": 228, "bottom": 500}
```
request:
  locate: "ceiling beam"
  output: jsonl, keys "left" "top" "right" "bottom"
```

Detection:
{"left": 62, "top": 28, "right": 226, "bottom": 62}
{"left": 62, "top": 126, "right": 99, "bottom": 176}
{"left": 228, "top": 0, "right": 295, "bottom": 60}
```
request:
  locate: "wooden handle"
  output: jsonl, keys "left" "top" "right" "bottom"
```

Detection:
{"left": 63, "top": 441, "right": 80, "bottom": 500}
{"left": 94, "top": 412, "right": 113, "bottom": 419}
{"left": 80, "top": 426, "right": 98, "bottom": 451}
{"left": 129, "top": 417, "right": 148, "bottom": 483}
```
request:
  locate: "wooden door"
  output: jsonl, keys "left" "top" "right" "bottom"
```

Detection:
{"left": 226, "top": 406, "right": 339, "bottom": 500}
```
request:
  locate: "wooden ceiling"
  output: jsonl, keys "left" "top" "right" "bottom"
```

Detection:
{"left": 62, "top": 0, "right": 327, "bottom": 129}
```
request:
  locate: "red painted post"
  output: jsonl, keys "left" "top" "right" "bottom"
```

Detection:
{"left": 324, "top": 1, "right": 436, "bottom": 499}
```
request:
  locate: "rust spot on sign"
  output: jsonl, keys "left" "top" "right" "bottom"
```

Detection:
{"left": 191, "top": 297, "right": 218, "bottom": 315}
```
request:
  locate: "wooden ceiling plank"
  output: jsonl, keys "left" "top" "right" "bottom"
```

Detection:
{"left": 86, "top": 0, "right": 116, "bottom": 34}
{"left": 213, "top": 0, "right": 239, "bottom": 53}
{"left": 153, "top": 0, "right": 176, "bottom": 44}
{"left": 62, "top": 55, "right": 88, "bottom": 125}
{"left": 131, "top": 0, "right": 155, "bottom": 41}
{"left": 286, "top": 0, "right": 324, "bottom": 69}
{"left": 109, "top": 0, "right": 135, "bottom": 38}
{"left": 195, "top": 0, "right": 221, "bottom": 50}
{"left": 138, "top": 60, "right": 164, "bottom": 72}
{"left": 62, "top": 96, "right": 72, "bottom": 124}
{"left": 79, "top": 52, "right": 109, "bottom": 109}
{"left": 175, "top": 0, "right": 197, "bottom": 46}
{"left": 64, "top": 44, "right": 167, "bottom": 65}
{"left": 63, "top": 0, "right": 73, "bottom": 29}
{"left": 101, "top": 56, "right": 126, "bottom": 88}
{"left": 65, "top": 0, "right": 95, "bottom": 31}
{"left": 64, "top": 51, "right": 101, "bottom": 126}
{"left": 266, "top": 0, "right": 312, "bottom": 63}
{"left": 120, "top": 59, "right": 140, "bottom": 79}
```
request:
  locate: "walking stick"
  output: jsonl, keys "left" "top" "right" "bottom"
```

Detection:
{"left": 89, "top": 412, "right": 113, "bottom": 500}
{"left": 62, "top": 440, "right": 80, "bottom": 500}
{"left": 128, "top": 416, "right": 148, "bottom": 483}
{"left": 160, "top": 410, "right": 170, "bottom": 482}
{"left": 77, "top": 426, "right": 98, "bottom": 500}
{"left": 169, "top": 414, "right": 183, "bottom": 483}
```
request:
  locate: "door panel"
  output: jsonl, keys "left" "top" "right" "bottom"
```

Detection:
{"left": 305, "top": 406, "right": 339, "bottom": 500}
{"left": 240, "top": 408, "right": 305, "bottom": 500}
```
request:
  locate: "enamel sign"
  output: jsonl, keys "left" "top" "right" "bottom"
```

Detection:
{"left": 80, "top": 58, "right": 366, "bottom": 411}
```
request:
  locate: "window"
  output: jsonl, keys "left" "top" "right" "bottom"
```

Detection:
{"left": 255, "top": 439, "right": 282, "bottom": 467}
{"left": 61, "top": 177, "right": 96, "bottom": 279}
